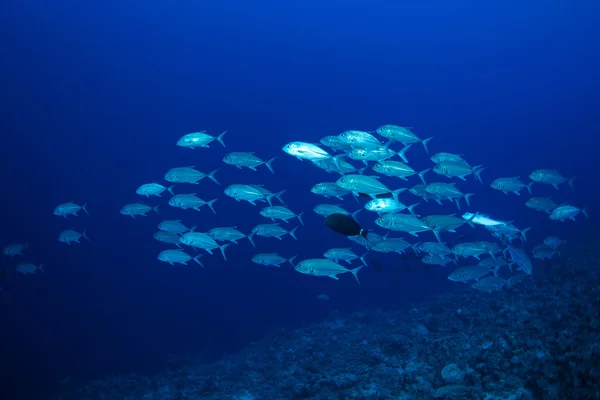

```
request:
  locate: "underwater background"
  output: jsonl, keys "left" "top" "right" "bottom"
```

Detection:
{"left": 1, "top": 1, "right": 599, "bottom": 399}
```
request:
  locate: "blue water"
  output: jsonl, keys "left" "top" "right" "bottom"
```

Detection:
{"left": 0, "top": 1, "right": 599, "bottom": 399}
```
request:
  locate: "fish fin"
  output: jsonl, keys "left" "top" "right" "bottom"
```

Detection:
{"left": 288, "top": 255, "right": 297, "bottom": 267}
{"left": 397, "top": 144, "right": 412, "bottom": 163}
{"left": 265, "top": 156, "right": 277, "bottom": 174}
{"left": 82, "top": 203, "right": 89, "bottom": 216}
{"left": 568, "top": 177, "right": 576, "bottom": 192}
{"left": 350, "top": 265, "right": 365, "bottom": 285}
{"left": 418, "top": 169, "right": 430, "bottom": 185}
{"left": 217, "top": 130, "right": 227, "bottom": 147}
{"left": 82, "top": 229, "right": 90, "bottom": 242}
{"left": 208, "top": 169, "right": 220, "bottom": 185}
{"left": 421, "top": 137, "right": 433, "bottom": 155}
{"left": 297, "top": 212, "right": 305, "bottom": 226}
{"left": 207, "top": 199, "right": 218, "bottom": 214}
{"left": 289, "top": 226, "right": 298, "bottom": 240}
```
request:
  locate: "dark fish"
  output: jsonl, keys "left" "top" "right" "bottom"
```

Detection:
{"left": 358, "top": 192, "right": 393, "bottom": 199}
{"left": 325, "top": 213, "right": 368, "bottom": 238}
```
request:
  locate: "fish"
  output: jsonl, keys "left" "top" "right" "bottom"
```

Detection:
{"left": 224, "top": 184, "right": 285, "bottom": 205}
{"left": 282, "top": 142, "right": 342, "bottom": 165}
{"left": 208, "top": 227, "right": 255, "bottom": 247}
{"left": 16, "top": 263, "right": 44, "bottom": 275}
{"left": 313, "top": 158, "right": 360, "bottom": 175}
{"left": 525, "top": 197, "right": 558, "bottom": 214}
{"left": 325, "top": 214, "right": 368, "bottom": 238}
{"left": 294, "top": 258, "right": 365, "bottom": 285}
{"left": 447, "top": 265, "right": 492, "bottom": 283}
{"left": 364, "top": 198, "right": 419, "bottom": 215}
{"left": 422, "top": 254, "right": 454, "bottom": 266}
{"left": 120, "top": 203, "right": 159, "bottom": 218}
{"left": 3, "top": 242, "right": 27, "bottom": 257}
{"left": 375, "top": 214, "right": 432, "bottom": 238}
{"left": 176, "top": 130, "right": 226, "bottom": 148}
{"left": 372, "top": 160, "right": 429, "bottom": 184}
{"left": 543, "top": 236, "right": 566, "bottom": 249}
{"left": 490, "top": 177, "right": 533, "bottom": 196}
{"left": 222, "top": 152, "right": 277, "bottom": 173}
{"left": 348, "top": 143, "right": 412, "bottom": 164}
{"left": 529, "top": 169, "right": 575, "bottom": 191}
{"left": 320, "top": 136, "right": 354, "bottom": 152}
{"left": 252, "top": 253, "right": 297, "bottom": 267}
{"left": 53, "top": 202, "right": 89, "bottom": 218}
{"left": 375, "top": 125, "right": 433, "bottom": 154}
{"left": 158, "top": 250, "right": 204, "bottom": 266}
{"left": 506, "top": 247, "right": 533, "bottom": 275}
{"left": 371, "top": 238, "right": 411, "bottom": 254}
{"left": 324, "top": 248, "right": 367, "bottom": 265}
{"left": 164, "top": 167, "right": 220, "bottom": 185}
{"left": 549, "top": 204, "right": 588, "bottom": 222}
{"left": 311, "top": 183, "right": 352, "bottom": 200}
{"left": 461, "top": 212, "right": 507, "bottom": 227}
{"left": 471, "top": 276, "right": 507, "bottom": 293}
{"left": 335, "top": 174, "right": 404, "bottom": 200}
{"left": 338, "top": 130, "right": 384, "bottom": 149}
{"left": 433, "top": 161, "right": 485, "bottom": 183}
{"left": 157, "top": 220, "right": 196, "bottom": 235}
{"left": 153, "top": 231, "right": 183, "bottom": 247}
{"left": 452, "top": 242, "right": 489, "bottom": 260}
{"left": 179, "top": 232, "right": 230, "bottom": 261}
{"left": 412, "top": 242, "right": 453, "bottom": 258}
{"left": 136, "top": 183, "right": 175, "bottom": 198}
{"left": 424, "top": 182, "right": 474, "bottom": 210}
{"left": 260, "top": 206, "right": 304, "bottom": 225}
{"left": 313, "top": 204, "right": 361, "bottom": 220}
{"left": 249, "top": 224, "right": 298, "bottom": 242}
{"left": 532, "top": 245, "right": 558, "bottom": 260}
{"left": 423, "top": 214, "right": 474, "bottom": 243}
{"left": 168, "top": 194, "right": 218, "bottom": 214}
{"left": 430, "top": 152, "right": 466, "bottom": 164}
{"left": 58, "top": 229, "right": 90, "bottom": 245}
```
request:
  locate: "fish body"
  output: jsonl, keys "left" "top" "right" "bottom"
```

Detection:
{"left": 311, "top": 183, "right": 351, "bottom": 200}
{"left": 282, "top": 142, "right": 334, "bottom": 161}
{"left": 53, "top": 202, "right": 88, "bottom": 218}
{"left": 260, "top": 206, "right": 304, "bottom": 225}
{"left": 529, "top": 169, "right": 574, "bottom": 191}
{"left": 158, "top": 220, "right": 195, "bottom": 235}
{"left": 373, "top": 161, "right": 429, "bottom": 183}
{"left": 375, "top": 125, "right": 433, "bottom": 154}
{"left": 448, "top": 266, "right": 492, "bottom": 282}
{"left": 422, "top": 254, "right": 453, "bottom": 266}
{"left": 452, "top": 242, "right": 488, "bottom": 260}
{"left": 324, "top": 248, "right": 367, "bottom": 265}
{"left": 335, "top": 174, "right": 403, "bottom": 200}
{"left": 549, "top": 205, "right": 588, "bottom": 221}
{"left": 16, "top": 262, "right": 44, "bottom": 275}
{"left": 364, "top": 198, "right": 419, "bottom": 215}
{"left": 375, "top": 214, "right": 431, "bottom": 237}
{"left": 168, "top": 194, "right": 218, "bottom": 213}
{"left": 120, "top": 203, "right": 159, "bottom": 218}
{"left": 252, "top": 253, "right": 297, "bottom": 267}
{"left": 430, "top": 152, "right": 465, "bottom": 164}
{"left": 486, "top": 223, "right": 531, "bottom": 243}
{"left": 371, "top": 238, "right": 411, "bottom": 253}
{"left": 223, "top": 152, "right": 276, "bottom": 173}
{"left": 409, "top": 184, "right": 440, "bottom": 202}
{"left": 58, "top": 229, "right": 90, "bottom": 245}
{"left": 544, "top": 236, "right": 565, "bottom": 249}
{"left": 179, "top": 232, "right": 230, "bottom": 260}
{"left": 320, "top": 136, "right": 353, "bottom": 152}
{"left": 294, "top": 258, "right": 364, "bottom": 284}
{"left": 176, "top": 130, "right": 226, "bottom": 148}
{"left": 461, "top": 212, "right": 506, "bottom": 227}
{"left": 412, "top": 242, "right": 453, "bottom": 257}
{"left": 3, "top": 242, "right": 27, "bottom": 256}
{"left": 313, "top": 158, "right": 359, "bottom": 175}
{"left": 338, "top": 130, "right": 383, "bottom": 149}
{"left": 208, "top": 227, "right": 255, "bottom": 247}
{"left": 423, "top": 215, "right": 471, "bottom": 243}
{"left": 250, "top": 223, "right": 298, "bottom": 241}
{"left": 153, "top": 231, "right": 182, "bottom": 247}
{"left": 433, "top": 161, "right": 485, "bottom": 183}
{"left": 525, "top": 197, "right": 558, "bottom": 214}
{"left": 506, "top": 247, "right": 533, "bottom": 275}
{"left": 532, "top": 244, "right": 558, "bottom": 260}
{"left": 224, "top": 184, "right": 285, "bottom": 205}
{"left": 425, "top": 182, "right": 473, "bottom": 209}
{"left": 325, "top": 214, "right": 367, "bottom": 237}
{"left": 314, "top": 204, "right": 360, "bottom": 219}
{"left": 136, "top": 183, "right": 174, "bottom": 198}
{"left": 471, "top": 276, "right": 506, "bottom": 292}
{"left": 349, "top": 144, "right": 411, "bottom": 164}
{"left": 164, "top": 167, "right": 220, "bottom": 185}
{"left": 158, "top": 250, "right": 203, "bottom": 266}
{"left": 490, "top": 177, "right": 533, "bottom": 196}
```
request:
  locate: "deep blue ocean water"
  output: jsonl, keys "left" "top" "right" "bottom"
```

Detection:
{"left": 0, "top": 1, "right": 599, "bottom": 399}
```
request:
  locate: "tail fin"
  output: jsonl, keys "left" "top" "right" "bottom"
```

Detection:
{"left": 82, "top": 229, "right": 91, "bottom": 242}
{"left": 208, "top": 169, "right": 220, "bottom": 185}
{"left": 568, "top": 177, "right": 576, "bottom": 192}
{"left": 297, "top": 212, "right": 304, "bottom": 226}
{"left": 265, "top": 157, "right": 277, "bottom": 174}
{"left": 82, "top": 203, "right": 89, "bottom": 216}
{"left": 350, "top": 265, "right": 365, "bottom": 285}
{"left": 289, "top": 226, "right": 298, "bottom": 240}
{"left": 207, "top": 199, "right": 218, "bottom": 214}
{"left": 219, "top": 243, "right": 230, "bottom": 261}
{"left": 473, "top": 166, "right": 486, "bottom": 183}
{"left": 216, "top": 130, "right": 227, "bottom": 147}
{"left": 418, "top": 169, "right": 430, "bottom": 185}
{"left": 397, "top": 144, "right": 412, "bottom": 163}
{"left": 421, "top": 137, "right": 433, "bottom": 155}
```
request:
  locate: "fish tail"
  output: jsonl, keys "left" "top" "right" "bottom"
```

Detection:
{"left": 38, "top": 264, "right": 44, "bottom": 272}
{"left": 351, "top": 209, "right": 362, "bottom": 223}
{"left": 582, "top": 207, "right": 589, "bottom": 219}
{"left": 289, "top": 226, "right": 298, "bottom": 240}
{"left": 454, "top": 197, "right": 461, "bottom": 211}
{"left": 408, "top": 203, "right": 420, "bottom": 215}
{"left": 418, "top": 169, "right": 430, "bottom": 185}
{"left": 568, "top": 176, "right": 576, "bottom": 192}
{"left": 464, "top": 193, "right": 474, "bottom": 208}
{"left": 288, "top": 255, "right": 297, "bottom": 267}
{"left": 82, "top": 203, "right": 89, "bottom": 216}
{"left": 520, "top": 227, "right": 531, "bottom": 242}
{"left": 217, "top": 130, "right": 227, "bottom": 147}
{"left": 421, "top": 137, "right": 433, "bottom": 155}
{"left": 167, "top": 185, "right": 176, "bottom": 195}
{"left": 397, "top": 143, "right": 412, "bottom": 163}
{"left": 82, "top": 229, "right": 91, "bottom": 242}
{"left": 473, "top": 166, "right": 486, "bottom": 183}
{"left": 275, "top": 189, "right": 286, "bottom": 204}
{"left": 359, "top": 252, "right": 368, "bottom": 266}
{"left": 526, "top": 182, "right": 534, "bottom": 194}
{"left": 193, "top": 255, "right": 205, "bottom": 267}
{"left": 208, "top": 169, "right": 220, "bottom": 185}
{"left": 297, "top": 212, "right": 305, "bottom": 226}
{"left": 207, "top": 199, "right": 218, "bottom": 214}
{"left": 219, "top": 243, "right": 230, "bottom": 261}
{"left": 265, "top": 156, "right": 277, "bottom": 174}
{"left": 153, "top": 205, "right": 160, "bottom": 215}
{"left": 350, "top": 265, "right": 365, "bottom": 285}
{"left": 248, "top": 234, "right": 256, "bottom": 248}
{"left": 411, "top": 242, "right": 421, "bottom": 255}
{"left": 360, "top": 228, "right": 368, "bottom": 239}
